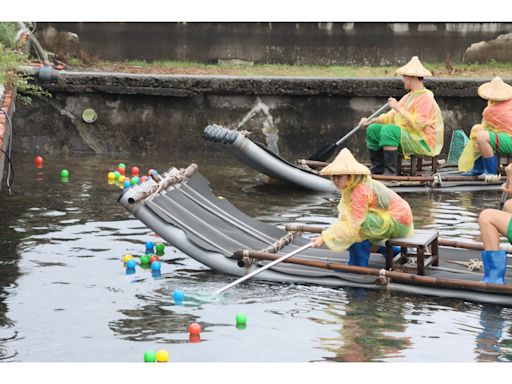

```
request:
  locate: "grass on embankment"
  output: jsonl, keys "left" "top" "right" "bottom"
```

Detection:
{"left": 66, "top": 58, "right": 512, "bottom": 78}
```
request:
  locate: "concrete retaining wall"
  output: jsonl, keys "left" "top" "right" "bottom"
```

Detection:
{"left": 12, "top": 71, "right": 495, "bottom": 158}
{"left": 36, "top": 22, "right": 512, "bottom": 65}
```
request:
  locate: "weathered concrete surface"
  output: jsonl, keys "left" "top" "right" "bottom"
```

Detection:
{"left": 36, "top": 22, "right": 512, "bottom": 65}
{"left": 463, "top": 33, "right": 512, "bottom": 63}
{"left": 13, "top": 72, "right": 497, "bottom": 158}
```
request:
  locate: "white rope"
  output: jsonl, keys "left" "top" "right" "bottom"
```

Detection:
{"left": 433, "top": 172, "right": 443, "bottom": 187}
{"left": 484, "top": 174, "right": 502, "bottom": 183}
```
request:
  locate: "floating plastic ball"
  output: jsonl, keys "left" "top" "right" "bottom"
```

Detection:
{"left": 131, "top": 176, "right": 140, "bottom": 185}
{"left": 155, "top": 243, "right": 165, "bottom": 255}
{"left": 35, "top": 156, "right": 44, "bottom": 168}
{"left": 118, "top": 162, "right": 126, "bottom": 169}
{"left": 236, "top": 313, "right": 247, "bottom": 326}
{"left": 156, "top": 349, "right": 168, "bottom": 363}
{"left": 140, "top": 254, "right": 151, "bottom": 265}
{"left": 140, "top": 175, "right": 148, "bottom": 183}
{"left": 114, "top": 170, "right": 121, "bottom": 180}
{"left": 144, "top": 351, "right": 156, "bottom": 363}
{"left": 123, "top": 254, "right": 134, "bottom": 264}
{"left": 118, "top": 175, "right": 126, "bottom": 184}
{"left": 150, "top": 255, "right": 160, "bottom": 264}
{"left": 60, "top": 169, "right": 69, "bottom": 178}
{"left": 151, "top": 261, "right": 161, "bottom": 272}
{"left": 126, "top": 259, "right": 136, "bottom": 269}
{"left": 173, "top": 290, "right": 185, "bottom": 302}
{"left": 123, "top": 180, "right": 131, "bottom": 189}
{"left": 188, "top": 322, "right": 201, "bottom": 335}
{"left": 117, "top": 167, "right": 126, "bottom": 176}
{"left": 131, "top": 166, "right": 140, "bottom": 176}
{"left": 148, "top": 169, "right": 157, "bottom": 176}
{"left": 107, "top": 172, "right": 116, "bottom": 180}
{"left": 145, "top": 241, "right": 155, "bottom": 253}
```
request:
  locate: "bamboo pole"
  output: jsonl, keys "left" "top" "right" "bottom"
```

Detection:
{"left": 233, "top": 249, "right": 512, "bottom": 294}
{"left": 283, "top": 224, "right": 512, "bottom": 253}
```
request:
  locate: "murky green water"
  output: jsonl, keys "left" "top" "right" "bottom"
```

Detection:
{"left": 1, "top": 150, "right": 512, "bottom": 362}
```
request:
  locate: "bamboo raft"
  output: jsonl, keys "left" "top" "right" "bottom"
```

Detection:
{"left": 118, "top": 163, "right": 512, "bottom": 306}
{"left": 203, "top": 124, "right": 505, "bottom": 193}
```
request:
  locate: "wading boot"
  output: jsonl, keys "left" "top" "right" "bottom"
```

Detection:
{"left": 369, "top": 149, "right": 384, "bottom": 174}
{"left": 348, "top": 240, "right": 372, "bottom": 267}
{"left": 461, "top": 157, "right": 484, "bottom": 176}
{"left": 481, "top": 155, "right": 498, "bottom": 176}
{"left": 383, "top": 149, "right": 398, "bottom": 176}
{"left": 481, "top": 250, "right": 507, "bottom": 285}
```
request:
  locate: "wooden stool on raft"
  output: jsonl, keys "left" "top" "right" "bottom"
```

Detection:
{"left": 397, "top": 154, "right": 438, "bottom": 176}
{"left": 383, "top": 229, "right": 439, "bottom": 275}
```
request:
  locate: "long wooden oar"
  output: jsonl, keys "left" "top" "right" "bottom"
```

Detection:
{"left": 500, "top": 191, "right": 508, "bottom": 210}
{"left": 308, "top": 103, "right": 389, "bottom": 162}
{"left": 214, "top": 243, "right": 312, "bottom": 294}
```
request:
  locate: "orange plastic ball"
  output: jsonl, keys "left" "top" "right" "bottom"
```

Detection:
{"left": 188, "top": 322, "right": 201, "bottom": 335}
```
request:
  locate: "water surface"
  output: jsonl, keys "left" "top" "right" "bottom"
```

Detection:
{"left": 1, "top": 150, "right": 511, "bottom": 362}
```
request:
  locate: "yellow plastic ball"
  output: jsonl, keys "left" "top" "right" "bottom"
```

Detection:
{"left": 119, "top": 175, "right": 126, "bottom": 183}
{"left": 156, "top": 349, "right": 168, "bottom": 362}
{"left": 107, "top": 172, "right": 116, "bottom": 179}
{"left": 123, "top": 255, "right": 133, "bottom": 264}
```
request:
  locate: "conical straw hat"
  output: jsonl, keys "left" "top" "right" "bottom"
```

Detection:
{"left": 478, "top": 76, "right": 512, "bottom": 101}
{"left": 395, "top": 56, "right": 432, "bottom": 77}
{"left": 320, "top": 148, "right": 370, "bottom": 176}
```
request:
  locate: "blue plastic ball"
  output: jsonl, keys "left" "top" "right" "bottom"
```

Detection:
{"left": 126, "top": 259, "right": 136, "bottom": 269}
{"left": 173, "top": 290, "right": 185, "bottom": 302}
{"left": 123, "top": 180, "right": 131, "bottom": 189}
{"left": 151, "top": 261, "right": 161, "bottom": 271}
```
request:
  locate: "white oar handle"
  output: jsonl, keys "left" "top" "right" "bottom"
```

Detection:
{"left": 335, "top": 103, "right": 389, "bottom": 146}
{"left": 215, "top": 243, "right": 313, "bottom": 295}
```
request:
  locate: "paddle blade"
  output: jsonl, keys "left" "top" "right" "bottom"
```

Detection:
{"left": 308, "top": 142, "right": 338, "bottom": 162}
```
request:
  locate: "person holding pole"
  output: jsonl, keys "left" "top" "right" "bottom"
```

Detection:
{"left": 358, "top": 56, "right": 444, "bottom": 175}
{"left": 310, "top": 148, "right": 413, "bottom": 267}
{"left": 458, "top": 76, "right": 512, "bottom": 176}
{"left": 477, "top": 163, "right": 512, "bottom": 284}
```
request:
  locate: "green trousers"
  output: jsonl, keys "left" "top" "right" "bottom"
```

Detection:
{"left": 366, "top": 123, "right": 401, "bottom": 151}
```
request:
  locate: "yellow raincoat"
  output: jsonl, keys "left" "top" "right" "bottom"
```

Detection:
{"left": 458, "top": 99, "right": 512, "bottom": 172}
{"left": 322, "top": 175, "right": 414, "bottom": 252}
{"left": 375, "top": 88, "right": 444, "bottom": 159}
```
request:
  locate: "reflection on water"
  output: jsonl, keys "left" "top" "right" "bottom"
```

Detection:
{"left": 1, "top": 151, "right": 512, "bottom": 362}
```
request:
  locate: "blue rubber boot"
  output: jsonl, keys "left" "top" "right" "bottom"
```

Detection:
{"left": 461, "top": 157, "right": 484, "bottom": 176}
{"left": 376, "top": 245, "right": 401, "bottom": 257}
{"left": 348, "top": 240, "right": 372, "bottom": 267}
{"left": 481, "top": 155, "right": 498, "bottom": 176}
{"left": 481, "top": 250, "right": 507, "bottom": 284}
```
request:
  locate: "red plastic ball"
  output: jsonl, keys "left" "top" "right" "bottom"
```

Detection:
{"left": 117, "top": 167, "right": 126, "bottom": 175}
{"left": 150, "top": 255, "right": 160, "bottom": 264}
{"left": 140, "top": 175, "right": 148, "bottom": 183}
{"left": 131, "top": 166, "right": 140, "bottom": 176}
{"left": 188, "top": 322, "right": 201, "bottom": 335}
{"left": 35, "top": 156, "right": 44, "bottom": 168}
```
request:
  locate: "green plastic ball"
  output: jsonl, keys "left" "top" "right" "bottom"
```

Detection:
{"left": 118, "top": 162, "right": 126, "bottom": 169}
{"left": 60, "top": 169, "right": 69, "bottom": 178}
{"left": 144, "top": 350, "right": 156, "bottom": 363}
{"left": 140, "top": 254, "right": 151, "bottom": 265}
{"left": 236, "top": 313, "right": 247, "bottom": 326}
{"left": 155, "top": 243, "right": 165, "bottom": 255}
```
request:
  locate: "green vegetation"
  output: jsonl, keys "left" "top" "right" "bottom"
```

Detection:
{"left": 0, "top": 22, "right": 51, "bottom": 104}
{"left": 67, "top": 58, "right": 512, "bottom": 78}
